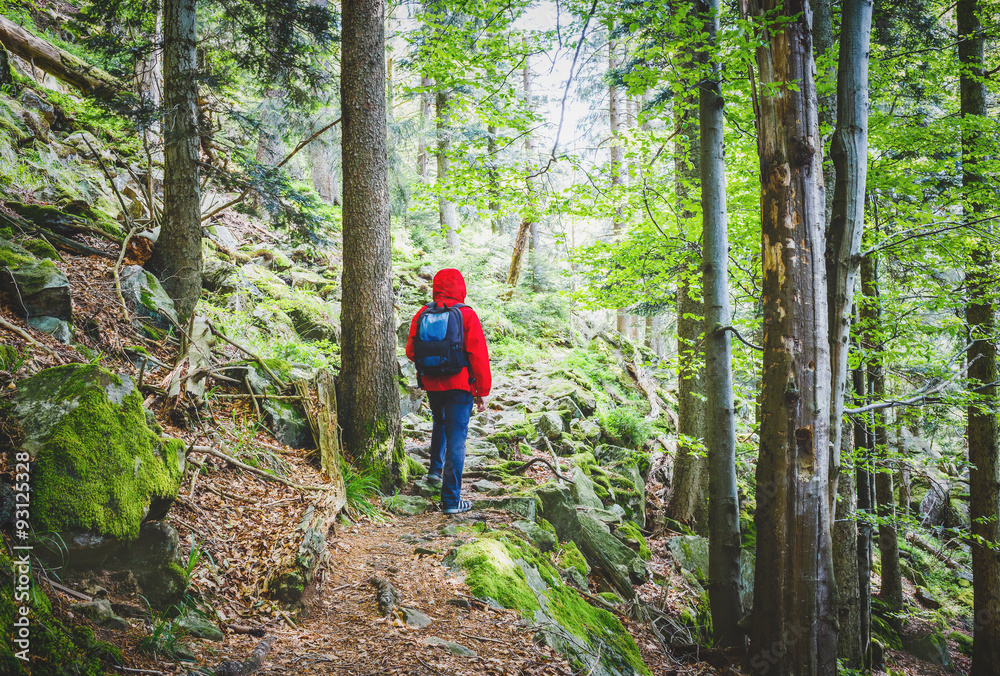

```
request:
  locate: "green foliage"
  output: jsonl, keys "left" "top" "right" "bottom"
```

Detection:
{"left": 342, "top": 459, "right": 383, "bottom": 522}
{"left": 597, "top": 406, "right": 653, "bottom": 449}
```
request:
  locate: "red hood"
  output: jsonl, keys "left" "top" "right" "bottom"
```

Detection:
{"left": 432, "top": 268, "right": 467, "bottom": 304}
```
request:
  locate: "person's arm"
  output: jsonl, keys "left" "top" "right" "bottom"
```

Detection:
{"left": 463, "top": 308, "right": 491, "bottom": 402}
{"left": 405, "top": 308, "right": 422, "bottom": 362}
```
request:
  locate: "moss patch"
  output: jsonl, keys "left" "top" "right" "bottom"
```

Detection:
{"left": 9, "top": 364, "right": 183, "bottom": 540}
{"left": 22, "top": 238, "right": 60, "bottom": 260}
{"left": 454, "top": 538, "right": 541, "bottom": 612}
{"left": 0, "top": 237, "right": 35, "bottom": 267}
{"left": 558, "top": 541, "right": 589, "bottom": 577}
{"left": 616, "top": 521, "right": 651, "bottom": 561}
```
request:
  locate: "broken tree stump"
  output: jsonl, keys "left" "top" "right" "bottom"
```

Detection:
{"left": 212, "top": 635, "right": 276, "bottom": 676}
{"left": 369, "top": 576, "right": 398, "bottom": 618}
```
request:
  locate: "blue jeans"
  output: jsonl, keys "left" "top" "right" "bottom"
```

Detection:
{"left": 427, "top": 389, "right": 473, "bottom": 509}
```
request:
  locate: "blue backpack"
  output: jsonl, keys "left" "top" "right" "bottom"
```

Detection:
{"left": 413, "top": 302, "right": 469, "bottom": 379}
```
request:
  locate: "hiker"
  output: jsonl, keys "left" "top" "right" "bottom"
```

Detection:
{"left": 405, "top": 268, "right": 492, "bottom": 515}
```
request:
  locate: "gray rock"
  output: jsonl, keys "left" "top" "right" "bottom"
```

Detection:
{"left": 512, "top": 520, "right": 556, "bottom": 552}
{"left": 535, "top": 411, "right": 565, "bottom": 439}
{"left": 120, "top": 265, "right": 178, "bottom": 329}
{"left": 21, "top": 90, "right": 54, "bottom": 126}
{"left": 205, "top": 224, "right": 240, "bottom": 251}
{"left": 386, "top": 495, "right": 433, "bottom": 516}
{"left": 467, "top": 437, "right": 500, "bottom": 459}
{"left": 27, "top": 315, "right": 71, "bottom": 343}
{"left": 201, "top": 250, "right": 237, "bottom": 292}
{"left": 0, "top": 260, "right": 72, "bottom": 320}
{"left": 915, "top": 586, "right": 941, "bottom": 609}
{"left": 902, "top": 630, "right": 951, "bottom": 667}
{"left": 472, "top": 480, "right": 502, "bottom": 494}
{"left": 400, "top": 606, "right": 433, "bottom": 628}
{"left": 471, "top": 496, "right": 536, "bottom": 520}
{"left": 665, "top": 536, "right": 709, "bottom": 584}
{"left": 71, "top": 599, "right": 128, "bottom": 631}
{"left": 570, "top": 469, "right": 605, "bottom": 510}
{"left": 422, "top": 636, "right": 476, "bottom": 657}
{"left": 560, "top": 566, "right": 589, "bottom": 591}
{"left": 288, "top": 268, "right": 328, "bottom": 291}
{"left": 176, "top": 608, "right": 224, "bottom": 641}
{"left": 571, "top": 419, "right": 602, "bottom": 442}
{"left": 577, "top": 512, "right": 647, "bottom": 587}
{"left": 263, "top": 399, "right": 314, "bottom": 449}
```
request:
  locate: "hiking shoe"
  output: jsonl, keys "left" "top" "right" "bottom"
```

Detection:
{"left": 425, "top": 473, "right": 442, "bottom": 487}
{"left": 443, "top": 499, "right": 472, "bottom": 515}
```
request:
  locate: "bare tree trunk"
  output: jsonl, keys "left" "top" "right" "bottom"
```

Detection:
{"left": 746, "top": 0, "right": 836, "bottom": 673}
{"left": 826, "top": 0, "right": 873, "bottom": 516}
{"left": 665, "top": 65, "right": 705, "bottom": 531}
{"left": 488, "top": 124, "right": 500, "bottom": 233}
{"left": 339, "top": 0, "right": 402, "bottom": 490}
{"left": 959, "top": 0, "right": 1000, "bottom": 671}
{"left": 854, "top": 363, "right": 874, "bottom": 667}
{"left": 417, "top": 74, "right": 433, "bottom": 182}
{"left": 436, "top": 88, "right": 460, "bottom": 253}
{"left": 698, "top": 0, "right": 744, "bottom": 649}
{"left": 834, "top": 443, "right": 862, "bottom": 668}
{"left": 609, "top": 34, "right": 627, "bottom": 335}
{"left": 147, "top": 0, "right": 201, "bottom": 324}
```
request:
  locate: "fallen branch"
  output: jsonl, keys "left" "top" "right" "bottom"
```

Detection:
{"left": 212, "top": 635, "right": 276, "bottom": 676}
{"left": 30, "top": 229, "right": 116, "bottom": 259}
{"left": 904, "top": 531, "right": 969, "bottom": 573}
{"left": 190, "top": 444, "right": 327, "bottom": 492}
{"left": 369, "top": 576, "right": 398, "bottom": 618}
{"left": 0, "top": 315, "right": 63, "bottom": 361}
{"left": 214, "top": 393, "right": 304, "bottom": 401}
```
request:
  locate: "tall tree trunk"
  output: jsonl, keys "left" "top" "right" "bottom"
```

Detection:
{"left": 854, "top": 363, "right": 874, "bottom": 667}
{"left": 826, "top": 0, "right": 873, "bottom": 515}
{"left": 488, "top": 124, "right": 501, "bottom": 233}
{"left": 340, "top": 0, "right": 402, "bottom": 490}
{"left": 665, "top": 70, "right": 705, "bottom": 531}
{"left": 746, "top": 0, "right": 836, "bottom": 673}
{"left": 833, "top": 445, "right": 862, "bottom": 668}
{"left": 609, "top": 34, "right": 627, "bottom": 335}
{"left": 147, "top": 0, "right": 201, "bottom": 325}
{"left": 959, "top": 0, "right": 1000, "bottom": 671}
{"left": 436, "top": 88, "right": 460, "bottom": 253}
{"left": 860, "top": 252, "right": 902, "bottom": 614}
{"left": 417, "top": 74, "right": 433, "bottom": 182}
{"left": 698, "top": 0, "right": 744, "bottom": 649}
{"left": 813, "top": 0, "right": 835, "bottom": 224}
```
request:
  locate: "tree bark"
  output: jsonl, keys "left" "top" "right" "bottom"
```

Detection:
{"left": 698, "top": 0, "right": 744, "bottom": 650}
{"left": 339, "top": 0, "right": 402, "bottom": 490}
{"left": 504, "top": 217, "right": 532, "bottom": 295}
{"left": 0, "top": 15, "right": 123, "bottom": 98}
{"left": 853, "top": 363, "right": 874, "bottom": 667}
{"left": 860, "top": 252, "right": 902, "bottom": 614}
{"left": 833, "top": 449, "right": 862, "bottom": 668}
{"left": 746, "top": 0, "right": 836, "bottom": 673}
{"left": 488, "top": 124, "right": 501, "bottom": 233}
{"left": 825, "top": 0, "right": 873, "bottom": 518}
{"left": 608, "top": 34, "right": 627, "bottom": 335}
{"left": 666, "top": 77, "right": 705, "bottom": 531}
{"left": 959, "top": 0, "right": 1000, "bottom": 671}
{"left": 147, "top": 0, "right": 202, "bottom": 325}
{"left": 417, "top": 74, "right": 433, "bottom": 182}
{"left": 436, "top": 88, "right": 460, "bottom": 253}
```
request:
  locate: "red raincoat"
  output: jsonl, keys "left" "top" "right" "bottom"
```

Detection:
{"left": 405, "top": 269, "right": 491, "bottom": 397}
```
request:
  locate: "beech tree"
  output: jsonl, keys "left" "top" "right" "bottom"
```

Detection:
{"left": 339, "top": 0, "right": 403, "bottom": 488}
{"left": 745, "top": 0, "right": 837, "bottom": 672}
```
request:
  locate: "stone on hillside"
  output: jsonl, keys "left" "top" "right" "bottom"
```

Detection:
{"left": 536, "top": 412, "right": 565, "bottom": 439}
{"left": 1, "top": 365, "right": 186, "bottom": 606}
{"left": 472, "top": 480, "right": 502, "bottom": 494}
{"left": 70, "top": 599, "right": 128, "bottom": 631}
{"left": 495, "top": 409, "right": 527, "bottom": 427}
{"left": 22, "top": 90, "right": 55, "bottom": 126}
{"left": 571, "top": 419, "right": 602, "bottom": 442}
{"left": 422, "top": 636, "right": 476, "bottom": 657}
{"left": 578, "top": 513, "right": 648, "bottom": 586}
{"left": 915, "top": 586, "right": 942, "bottom": 609}
{"left": 561, "top": 566, "right": 589, "bottom": 591}
{"left": 237, "top": 360, "right": 315, "bottom": 448}
{"left": 386, "top": 495, "right": 432, "bottom": 516}
{"left": 467, "top": 437, "right": 500, "bottom": 459}
{"left": 27, "top": 315, "right": 71, "bottom": 344}
{"left": 543, "top": 379, "right": 597, "bottom": 416}
{"left": 120, "top": 265, "right": 178, "bottom": 329}
{"left": 554, "top": 397, "right": 583, "bottom": 422}
{"left": 0, "top": 260, "right": 72, "bottom": 320}
{"left": 444, "top": 535, "right": 649, "bottom": 676}
{"left": 0, "top": 236, "right": 36, "bottom": 268}
{"left": 205, "top": 224, "right": 241, "bottom": 251}
{"left": 288, "top": 268, "right": 328, "bottom": 291}
{"left": 177, "top": 608, "right": 224, "bottom": 641}
{"left": 470, "top": 496, "right": 536, "bottom": 520}
{"left": 512, "top": 519, "right": 557, "bottom": 552}
{"left": 201, "top": 249, "right": 237, "bottom": 292}
{"left": 400, "top": 606, "right": 433, "bottom": 628}
{"left": 570, "top": 469, "right": 605, "bottom": 510}
{"left": 902, "top": 630, "right": 951, "bottom": 667}
{"left": 665, "top": 536, "right": 709, "bottom": 583}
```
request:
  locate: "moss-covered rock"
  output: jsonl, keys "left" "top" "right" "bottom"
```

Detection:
{"left": 615, "top": 522, "right": 651, "bottom": 561}
{"left": 0, "top": 259, "right": 72, "bottom": 320}
{"left": 0, "top": 237, "right": 36, "bottom": 267}
{"left": 0, "top": 364, "right": 184, "bottom": 541}
{"left": 120, "top": 265, "right": 179, "bottom": 329}
{"left": 445, "top": 533, "right": 649, "bottom": 676}
{"left": 22, "top": 238, "right": 60, "bottom": 260}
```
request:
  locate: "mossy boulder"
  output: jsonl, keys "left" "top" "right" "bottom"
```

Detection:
{"left": 902, "top": 629, "right": 951, "bottom": 667}
{"left": 22, "top": 238, "right": 60, "bottom": 260}
{"left": 236, "top": 359, "right": 316, "bottom": 448}
{"left": 0, "top": 236, "right": 36, "bottom": 267}
{"left": 444, "top": 534, "right": 649, "bottom": 676}
{"left": 120, "top": 265, "right": 179, "bottom": 329}
{"left": 0, "top": 259, "right": 72, "bottom": 320}
{"left": 665, "top": 535, "right": 709, "bottom": 584}
{"left": 0, "top": 364, "right": 185, "bottom": 543}
{"left": 536, "top": 411, "right": 565, "bottom": 439}
{"left": 277, "top": 293, "right": 340, "bottom": 343}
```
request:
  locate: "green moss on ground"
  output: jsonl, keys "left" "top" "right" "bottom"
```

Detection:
{"left": 403, "top": 455, "right": 427, "bottom": 481}
{"left": 22, "top": 238, "right": 60, "bottom": 260}
{"left": 453, "top": 538, "right": 541, "bottom": 612}
{"left": 558, "top": 541, "right": 589, "bottom": 577}
{"left": 0, "top": 547, "right": 121, "bottom": 675}
{"left": 616, "top": 522, "right": 651, "bottom": 561}
{"left": 0, "top": 237, "right": 35, "bottom": 267}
